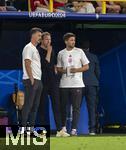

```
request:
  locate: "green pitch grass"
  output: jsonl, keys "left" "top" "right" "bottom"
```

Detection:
{"left": 0, "top": 135, "right": 126, "bottom": 150}
{"left": 50, "top": 135, "right": 126, "bottom": 150}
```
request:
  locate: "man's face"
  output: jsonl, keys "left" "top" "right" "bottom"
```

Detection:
{"left": 65, "top": 36, "right": 76, "bottom": 49}
{"left": 42, "top": 35, "right": 51, "bottom": 47}
{"left": 33, "top": 31, "right": 42, "bottom": 44}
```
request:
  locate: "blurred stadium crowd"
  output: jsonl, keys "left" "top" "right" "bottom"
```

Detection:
{"left": 0, "top": 0, "right": 126, "bottom": 14}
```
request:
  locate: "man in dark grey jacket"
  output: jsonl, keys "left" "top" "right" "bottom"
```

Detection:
{"left": 82, "top": 40, "right": 100, "bottom": 135}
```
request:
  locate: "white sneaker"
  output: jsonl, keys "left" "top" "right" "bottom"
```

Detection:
{"left": 89, "top": 132, "right": 96, "bottom": 135}
{"left": 19, "top": 127, "right": 26, "bottom": 134}
{"left": 62, "top": 127, "right": 67, "bottom": 132}
{"left": 71, "top": 129, "right": 77, "bottom": 136}
{"left": 26, "top": 127, "right": 33, "bottom": 135}
{"left": 56, "top": 130, "right": 70, "bottom": 137}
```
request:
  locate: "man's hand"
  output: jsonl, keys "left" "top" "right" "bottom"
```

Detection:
{"left": 25, "top": 59, "right": 34, "bottom": 85}
{"left": 30, "top": 78, "right": 34, "bottom": 85}
{"left": 70, "top": 64, "right": 89, "bottom": 73}
{"left": 70, "top": 68, "right": 78, "bottom": 73}
{"left": 54, "top": 66, "right": 58, "bottom": 74}
{"left": 47, "top": 45, "right": 52, "bottom": 53}
{"left": 57, "top": 67, "right": 67, "bottom": 74}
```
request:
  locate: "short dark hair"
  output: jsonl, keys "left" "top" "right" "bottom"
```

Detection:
{"left": 30, "top": 27, "right": 43, "bottom": 38}
{"left": 41, "top": 32, "right": 51, "bottom": 40}
{"left": 63, "top": 33, "right": 76, "bottom": 41}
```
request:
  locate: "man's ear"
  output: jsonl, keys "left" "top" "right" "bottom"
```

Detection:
{"left": 65, "top": 40, "right": 67, "bottom": 45}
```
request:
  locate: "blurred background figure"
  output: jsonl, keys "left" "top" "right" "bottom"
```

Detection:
{"left": 0, "top": 0, "right": 17, "bottom": 11}
{"left": 82, "top": 40, "right": 100, "bottom": 135}
{"left": 115, "top": 2, "right": 126, "bottom": 13}
{"left": 71, "top": 0, "right": 95, "bottom": 14}
{"left": 0, "top": 0, "right": 6, "bottom": 11}
{"left": 94, "top": 1, "right": 121, "bottom": 14}
{"left": 30, "top": 0, "right": 68, "bottom": 12}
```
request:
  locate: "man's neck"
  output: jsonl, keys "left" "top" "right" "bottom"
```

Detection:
{"left": 31, "top": 39, "right": 37, "bottom": 47}
{"left": 66, "top": 46, "right": 74, "bottom": 51}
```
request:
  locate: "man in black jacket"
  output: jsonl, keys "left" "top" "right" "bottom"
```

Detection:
{"left": 38, "top": 32, "right": 70, "bottom": 137}
{"left": 82, "top": 40, "right": 100, "bottom": 135}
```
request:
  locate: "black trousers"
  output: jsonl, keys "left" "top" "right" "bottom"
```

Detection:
{"left": 60, "top": 88, "right": 82, "bottom": 129}
{"left": 38, "top": 83, "right": 62, "bottom": 131}
{"left": 83, "top": 86, "right": 99, "bottom": 132}
{"left": 21, "top": 79, "right": 42, "bottom": 127}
